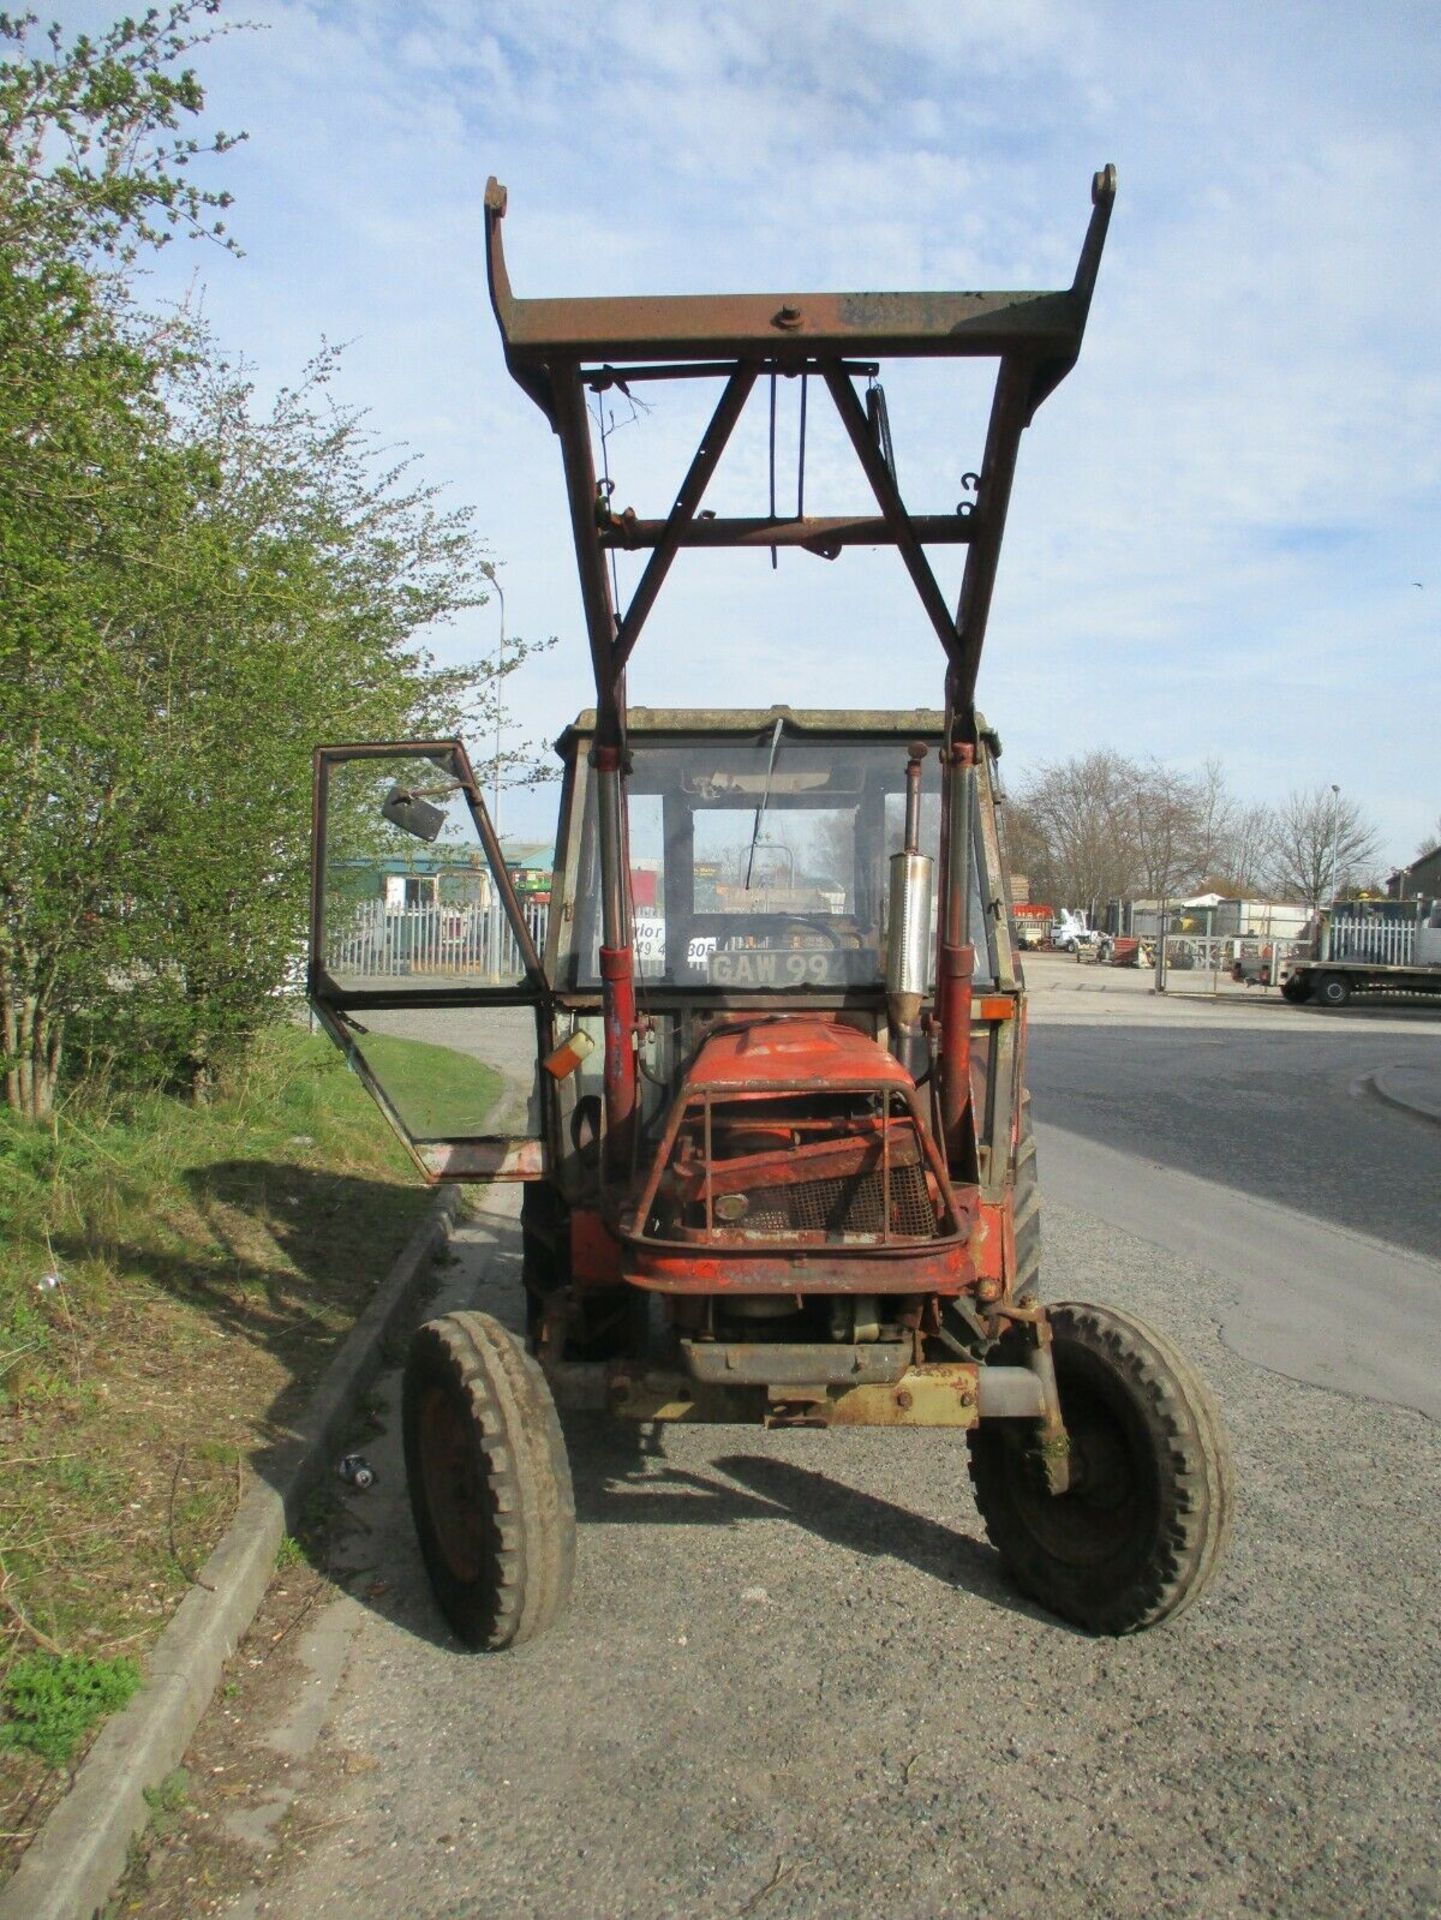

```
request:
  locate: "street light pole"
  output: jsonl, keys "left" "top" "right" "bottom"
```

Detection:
{"left": 1328, "top": 783, "right": 1341, "bottom": 906}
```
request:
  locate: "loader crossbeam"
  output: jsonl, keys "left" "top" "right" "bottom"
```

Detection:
{"left": 483, "top": 168, "right": 1116, "bottom": 750}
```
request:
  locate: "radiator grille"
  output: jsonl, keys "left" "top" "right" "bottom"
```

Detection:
{"left": 746, "top": 1160, "right": 937, "bottom": 1239}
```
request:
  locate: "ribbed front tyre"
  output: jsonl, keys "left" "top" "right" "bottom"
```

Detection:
{"left": 403, "top": 1311, "right": 575, "bottom": 1650}
{"left": 968, "top": 1302, "right": 1232, "bottom": 1634}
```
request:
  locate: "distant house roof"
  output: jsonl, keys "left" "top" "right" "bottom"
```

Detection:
{"left": 370, "top": 848, "right": 485, "bottom": 875}
{"left": 1390, "top": 843, "right": 1441, "bottom": 898}
{"left": 500, "top": 840, "right": 554, "bottom": 869}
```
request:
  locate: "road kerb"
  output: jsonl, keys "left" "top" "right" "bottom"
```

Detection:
{"left": 1365, "top": 1067, "right": 1441, "bottom": 1128}
{"left": 0, "top": 1185, "right": 462, "bottom": 1920}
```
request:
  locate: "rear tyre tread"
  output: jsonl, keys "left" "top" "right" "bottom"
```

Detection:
{"left": 1011, "top": 1093, "right": 1042, "bottom": 1296}
{"left": 403, "top": 1310, "right": 575, "bottom": 1650}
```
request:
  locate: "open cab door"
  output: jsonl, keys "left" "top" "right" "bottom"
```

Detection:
{"left": 308, "top": 741, "right": 551, "bottom": 1182}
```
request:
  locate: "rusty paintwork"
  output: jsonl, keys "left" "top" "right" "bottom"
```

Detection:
{"left": 624, "top": 1244, "right": 975, "bottom": 1297}
{"left": 569, "top": 1208, "right": 625, "bottom": 1287}
{"left": 543, "top": 1355, "right": 1048, "bottom": 1426}
{"left": 414, "top": 1141, "right": 545, "bottom": 1182}
{"left": 593, "top": 1362, "right": 982, "bottom": 1428}
{"left": 623, "top": 1016, "right": 976, "bottom": 1293}
{"left": 674, "top": 1018, "right": 913, "bottom": 1091}
{"left": 822, "top": 1364, "right": 980, "bottom": 1428}
{"left": 485, "top": 168, "right": 1116, "bottom": 746}
{"left": 307, "top": 171, "right": 1119, "bottom": 1442}
{"left": 679, "top": 1339, "right": 910, "bottom": 1389}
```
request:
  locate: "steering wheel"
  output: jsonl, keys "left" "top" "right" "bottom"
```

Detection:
{"left": 767, "top": 916, "right": 848, "bottom": 950}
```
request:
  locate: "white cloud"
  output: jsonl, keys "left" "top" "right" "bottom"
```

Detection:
{"left": 66, "top": 0, "right": 1441, "bottom": 860}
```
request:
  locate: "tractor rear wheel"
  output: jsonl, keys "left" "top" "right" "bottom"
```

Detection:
{"left": 1011, "top": 1092, "right": 1041, "bottom": 1298}
{"left": 403, "top": 1311, "right": 575, "bottom": 1649}
{"left": 968, "top": 1302, "right": 1231, "bottom": 1634}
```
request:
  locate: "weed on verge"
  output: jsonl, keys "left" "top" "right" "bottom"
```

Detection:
{"left": 0, "top": 1654, "right": 141, "bottom": 1769}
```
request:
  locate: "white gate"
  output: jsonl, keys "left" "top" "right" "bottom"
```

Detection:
{"left": 1322, "top": 916, "right": 1416, "bottom": 966}
{"left": 327, "top": 897, "right": 549, "bottom": 986}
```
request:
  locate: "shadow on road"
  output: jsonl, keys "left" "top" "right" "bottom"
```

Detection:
{"left": 550, "top": 1414, "right": 1045, "bottom": 1626}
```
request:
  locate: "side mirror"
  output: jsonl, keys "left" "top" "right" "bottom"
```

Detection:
{"left": 382, "top": 786, "right": 446, "bottom": 842}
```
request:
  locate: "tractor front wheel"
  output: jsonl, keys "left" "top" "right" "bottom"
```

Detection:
{"left": 403, "top": 1311, "right": 575, "bottom": 1649}
{"left": 968, "top": 1303, "right": 1231, "bottom": 1634}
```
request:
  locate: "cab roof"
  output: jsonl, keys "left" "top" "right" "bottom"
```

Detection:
{"left": 556, "top": 705, "right": 953, "bottom": 759}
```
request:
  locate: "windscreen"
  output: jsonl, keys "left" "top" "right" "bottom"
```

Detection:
{"left": 568, "top": 731, "right": 994, "bottom": 991}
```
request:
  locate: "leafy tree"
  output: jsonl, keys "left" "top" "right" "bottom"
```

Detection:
{"left": 0, "top": 3, "right": 243, "bottom": 267}
{"left": 0, "top": 233, "right": 167, "bottom": 1114}
{"left": 89, "top": 343, "right": 501, "bottom": 1100}
{"left": 0, "top": 7, "right": 544, "bottom": 1114}
{"left": 0, "top": 6, "right": 252, "bottom": 1116}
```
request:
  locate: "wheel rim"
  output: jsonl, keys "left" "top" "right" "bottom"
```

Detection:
{"left": 1001, "top": 1374, "right": 1160, "bottom": 1572}
{"left": 417, "top": 1384, "right": 488, "bottom": 1583}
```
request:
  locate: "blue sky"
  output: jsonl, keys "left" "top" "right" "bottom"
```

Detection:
{"left": 70, "top": 0, "right": 1440, "bottom": 859}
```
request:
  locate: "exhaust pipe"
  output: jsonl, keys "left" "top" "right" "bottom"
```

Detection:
{"left": 887, "top": 742, "right": 932, "bottom": 1077}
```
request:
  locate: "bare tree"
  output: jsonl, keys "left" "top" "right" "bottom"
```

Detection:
{"left": 1011, "top": 749, "right": 1392, "bottom": 920}
{"left": 1192, "top": 759, "right": 1236, "bottom": 883}
{"left": 1264, "top": 787, "right": 1381, "bottom": 910}
{"left": 1127, "top": 760, "right": 1211, "bottom": 902}
{"left": 1417, "top": 816, "right": 1441, "bottom": 858}
{"left": 1215, "top": 800, "right": 1277, "bottom": 895}
{"left": 1018, "top": 750, "right": 1139, "bottom": 916}
{"left": 1000, "top": 798, "right": 1061, "bottom": 907}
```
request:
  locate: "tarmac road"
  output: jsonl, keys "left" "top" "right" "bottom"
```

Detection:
{"left": 1024, "top": 955, "right": 1441, "bottom": 1263}
{"left": 131, "top": 972, "right": 1441, "bottom": 1920}
{"left": 1022, "top": 954, "right": 1441, "bottom": 1422}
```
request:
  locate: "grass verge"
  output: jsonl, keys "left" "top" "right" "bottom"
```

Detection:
{"left": 353, "top": 1032, "right": 502, "bottom": 1138}
{"left": 0, "top": 1018, "right": 431, "bottom": 1878}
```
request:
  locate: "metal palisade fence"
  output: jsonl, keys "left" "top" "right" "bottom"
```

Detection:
{"left": 1322, "top": 915, "right": 1417, "bottom": 967}
{"left": 327, "top": 897, "right": 550, "bottom": 985}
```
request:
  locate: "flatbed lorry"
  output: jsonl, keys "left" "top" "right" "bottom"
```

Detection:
{"left": 1278, "top": 901, "right": 1441, "bottom": 1006}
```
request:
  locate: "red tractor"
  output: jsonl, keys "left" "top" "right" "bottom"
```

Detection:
{"left": 308, "top": 166, "right": 1231, "bottom": 1648}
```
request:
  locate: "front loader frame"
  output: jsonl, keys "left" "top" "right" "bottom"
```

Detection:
{"left": 485, "top": 167, "right": 1117, "bottom": 1191}
{"left": 486, "top": 166, "right": 1116, "bottom": 753}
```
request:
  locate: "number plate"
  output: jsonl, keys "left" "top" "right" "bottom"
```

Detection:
{"left": 708, "top": 947, "right": 847, "bottom": 986}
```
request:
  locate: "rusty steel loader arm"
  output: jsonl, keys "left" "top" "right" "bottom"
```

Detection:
{"left": 484, "top": 164, "right": 1116, "bottom": 754}
{"left": 485, "top": 165, "right": 1118, "bottom": 1187}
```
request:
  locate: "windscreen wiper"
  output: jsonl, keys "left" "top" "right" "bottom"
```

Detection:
{"left": 744, "top": 717, "right": 785, "bottom": 890}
